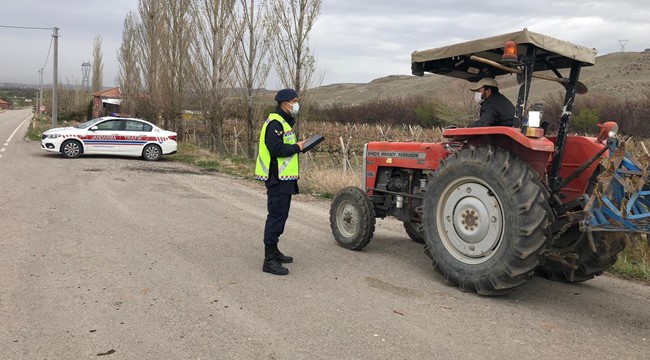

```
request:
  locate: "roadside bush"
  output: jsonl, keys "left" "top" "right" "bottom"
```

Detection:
{"left": 571, "top": 107, "right": 599, "bottom": 134}
{"left": 313, "top": 97, "right": 422, "bottom": 125}
{"left": 312, "top": 96, "right": 467, "bottom": 128}
{"left": 414, "top": 99, "right": 453, "bottom": 128}
{"left": 541, "top": 92, "right": 650, "bottom": 137}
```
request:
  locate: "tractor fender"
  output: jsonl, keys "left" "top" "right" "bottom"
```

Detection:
{"left": 443, "top": 126, "right": 554, "bottom": 177}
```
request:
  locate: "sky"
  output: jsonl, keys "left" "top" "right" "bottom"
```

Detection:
{"left": 1, "top": 0, "right": 649, "bottom": 89}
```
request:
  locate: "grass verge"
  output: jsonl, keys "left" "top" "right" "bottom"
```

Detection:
{"left": 610, "top": 239, "right": 650, "bottom": 283}
{"left": 173, "top": 143, "right": 361, "bottom": 198}
{"left": 174, "top": 143, "right": 255, "bottom": 178}
{"left": 27, "top": 116, "right": 49, "bottom": 141}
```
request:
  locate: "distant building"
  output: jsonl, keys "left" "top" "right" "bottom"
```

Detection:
{"left": 92, "top": 87, "right": 123, "bottom": 118}
{"left": 0, "top": 99, "right": 9, "bottom": 110}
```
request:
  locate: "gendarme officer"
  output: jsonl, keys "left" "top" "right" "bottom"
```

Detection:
{"left": 255, "top": 88, "right": 306, "bottom": 275}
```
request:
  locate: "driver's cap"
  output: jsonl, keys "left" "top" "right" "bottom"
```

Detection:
{"left": 469, "top": 78, "right": 498, "bottom": 91}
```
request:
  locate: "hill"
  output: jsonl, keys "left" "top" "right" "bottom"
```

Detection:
{"left": 309, "top": 52, "right": 650, "bottom": 106}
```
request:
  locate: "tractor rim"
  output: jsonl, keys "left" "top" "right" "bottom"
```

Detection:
{"left": 336, "top": 200, "right": 360, "bottom": 238}
{"left": 437, "top": 176, "right": 504, "bottom": 264}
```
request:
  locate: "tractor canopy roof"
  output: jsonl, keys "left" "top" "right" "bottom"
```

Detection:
{"left": 411, "top": 29, "right": 597, "bottom": 80}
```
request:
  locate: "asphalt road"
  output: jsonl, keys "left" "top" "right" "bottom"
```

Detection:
{"left": 1, "top": 108, "right": 649, "bottom": 359}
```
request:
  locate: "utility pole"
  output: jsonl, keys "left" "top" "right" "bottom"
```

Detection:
{"left": 34, "top": 70, "right": 39, "bottom": 118}
{"left": 36, "top": 68, "right": 44, "bottom": 120}
{"left": 52, "top": 27, "right": 59, "bottom": 128}
{"left": 39, "top": 68, "right": 44, "bottom": 120}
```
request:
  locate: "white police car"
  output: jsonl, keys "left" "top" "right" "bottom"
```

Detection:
{"left": 41, "top": 116, "right": 177, "bottom": 161}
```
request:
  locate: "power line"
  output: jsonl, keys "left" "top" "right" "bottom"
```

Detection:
{"left": 42, "top": 35, "right": 54, "bottom": 69}
{"left": 1, "top": 23, "right": 60, "bottom": 127}
{"left": 2, "top": 23, "right": 55, "bottom": 70}
{"left": 0, "top": 24, "right": 54, "bottom": 30}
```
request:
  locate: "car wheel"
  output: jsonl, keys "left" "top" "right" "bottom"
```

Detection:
{"left": 142, "top": 144, "right": 162, "bottom": 161}
{"left": 61, "top": 140, "right": 82, "bottom": 159}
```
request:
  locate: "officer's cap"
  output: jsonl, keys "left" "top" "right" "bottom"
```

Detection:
{"left": 275, "top": 88, "right": 298, "bottom": 102}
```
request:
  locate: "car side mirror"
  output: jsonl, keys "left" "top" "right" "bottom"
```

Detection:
{"left": 90, "top": 126, "right": 98, "bottom": 131}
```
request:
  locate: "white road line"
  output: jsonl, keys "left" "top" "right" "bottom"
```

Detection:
{"left": 0, "top": 148, "right": 5, "bottom": 152}
{"left": 6, "top": 115, "right": 32, "bottom": 143}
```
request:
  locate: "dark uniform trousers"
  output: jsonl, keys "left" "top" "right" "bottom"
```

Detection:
{"left": 263, "top": 190, "right": 293, "bottom": 246}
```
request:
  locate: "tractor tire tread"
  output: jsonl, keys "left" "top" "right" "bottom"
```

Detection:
{"left": 423, "top": 145, "right": 551, "bottom": 295}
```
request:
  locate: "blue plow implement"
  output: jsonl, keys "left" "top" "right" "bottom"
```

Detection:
{"left": 583, "top": 141, "right": 650, "bottom": 234}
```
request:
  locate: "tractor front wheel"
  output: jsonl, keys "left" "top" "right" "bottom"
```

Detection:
{"left": 404, "top": 222, "right": 425, "bottom": 244}
{"left": 330, "top": 186, "right": 376, "bottom": 250}
{"left": 422, "top": 146, "right": 551, "bottom": 295}
{"left": 536, "top": 226, "right": 625, "bottom": 282}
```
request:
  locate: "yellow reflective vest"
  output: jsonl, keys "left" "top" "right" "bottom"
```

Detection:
{"left": 255, "top": 113, "right": 299, "bottom": 181}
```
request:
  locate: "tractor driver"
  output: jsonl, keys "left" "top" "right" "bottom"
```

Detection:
{"left": 468, "top": 78, "right": 515, "bottom": 127}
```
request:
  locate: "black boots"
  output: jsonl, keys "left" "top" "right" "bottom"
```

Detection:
{"left": 274, "top": 245, "right": 293, "bottom": 264}
{"left": 263, "top": 245, "right": 289, "bottom": 275}
{"left": 262, "top": 245, "right": 293, "bottom": 275}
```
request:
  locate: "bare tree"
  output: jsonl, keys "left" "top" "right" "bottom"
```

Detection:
{"left": 91, "top": 35, "right": 104, "bottom": 93}
{"left": 136, "top": 0, "right": 163, "bottom": 124}
{"left": 189, "top": 0, "right": 240, "bottom": 153}
{"left": 55, "top": 77, "right": 90, "bottom": 121}
{"left": 117, "top": 11, "right": 142, "bottom": 116}
{"left": 234, "top": 0, "right": 272, "bottom": 158}
{"left": 158, "top": 0, "right": 193, "bottom": 134}
{"left": 269, "top": 0, "right": 322, "bottom": 121}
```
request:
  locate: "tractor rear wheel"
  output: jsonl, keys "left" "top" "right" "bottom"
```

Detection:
{"left": 404, "top": 222, "right": 425, "bottom": 244}
{"left": 536, "top": 226, "right": 625, "bottom": 282}
{"left": 422, "top": 146, "right": 551, "bottom": 295}
{"left": 330, "top": 186, "right": 376, "bottom": 250}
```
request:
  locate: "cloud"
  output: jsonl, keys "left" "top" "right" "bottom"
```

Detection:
{"left": 312, "top": 0, "right": 650, "bottom": 85}
{"left": 0, "top": 0, "right": 138, "bottom": 86}
{"left": 1, "top": 0, "right": 649, "bottom": 88}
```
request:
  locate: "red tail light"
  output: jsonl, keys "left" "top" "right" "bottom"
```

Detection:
{"left": 169, "top": 135, "right": 177, "bottom": 141}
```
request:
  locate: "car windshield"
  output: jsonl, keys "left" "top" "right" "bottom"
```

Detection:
{"left": 76, "top": 118, "right": 105, "bottom": 129}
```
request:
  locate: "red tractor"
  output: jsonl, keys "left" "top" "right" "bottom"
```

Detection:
{"left": 329, "top": 29, "right": 650, "bottom": 295}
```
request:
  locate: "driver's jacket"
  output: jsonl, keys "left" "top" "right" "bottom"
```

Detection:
{"left": 469, "top": 92, "right": 515, "bottom": 127}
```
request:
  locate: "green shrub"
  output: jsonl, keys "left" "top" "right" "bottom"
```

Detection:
{"left": 414, "top": 99, "right": 456, "bottom": 128}
{"left": 572, "top": 107, "right": 599, "bottom": 134}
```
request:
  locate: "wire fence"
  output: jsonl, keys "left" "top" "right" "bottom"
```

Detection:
{"left": 182, "top": 118, "right": 448, "bottom": 172}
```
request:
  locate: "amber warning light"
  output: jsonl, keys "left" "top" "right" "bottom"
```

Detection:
{"left": 502, "top": 41, "right": 518, "bottom": 63}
